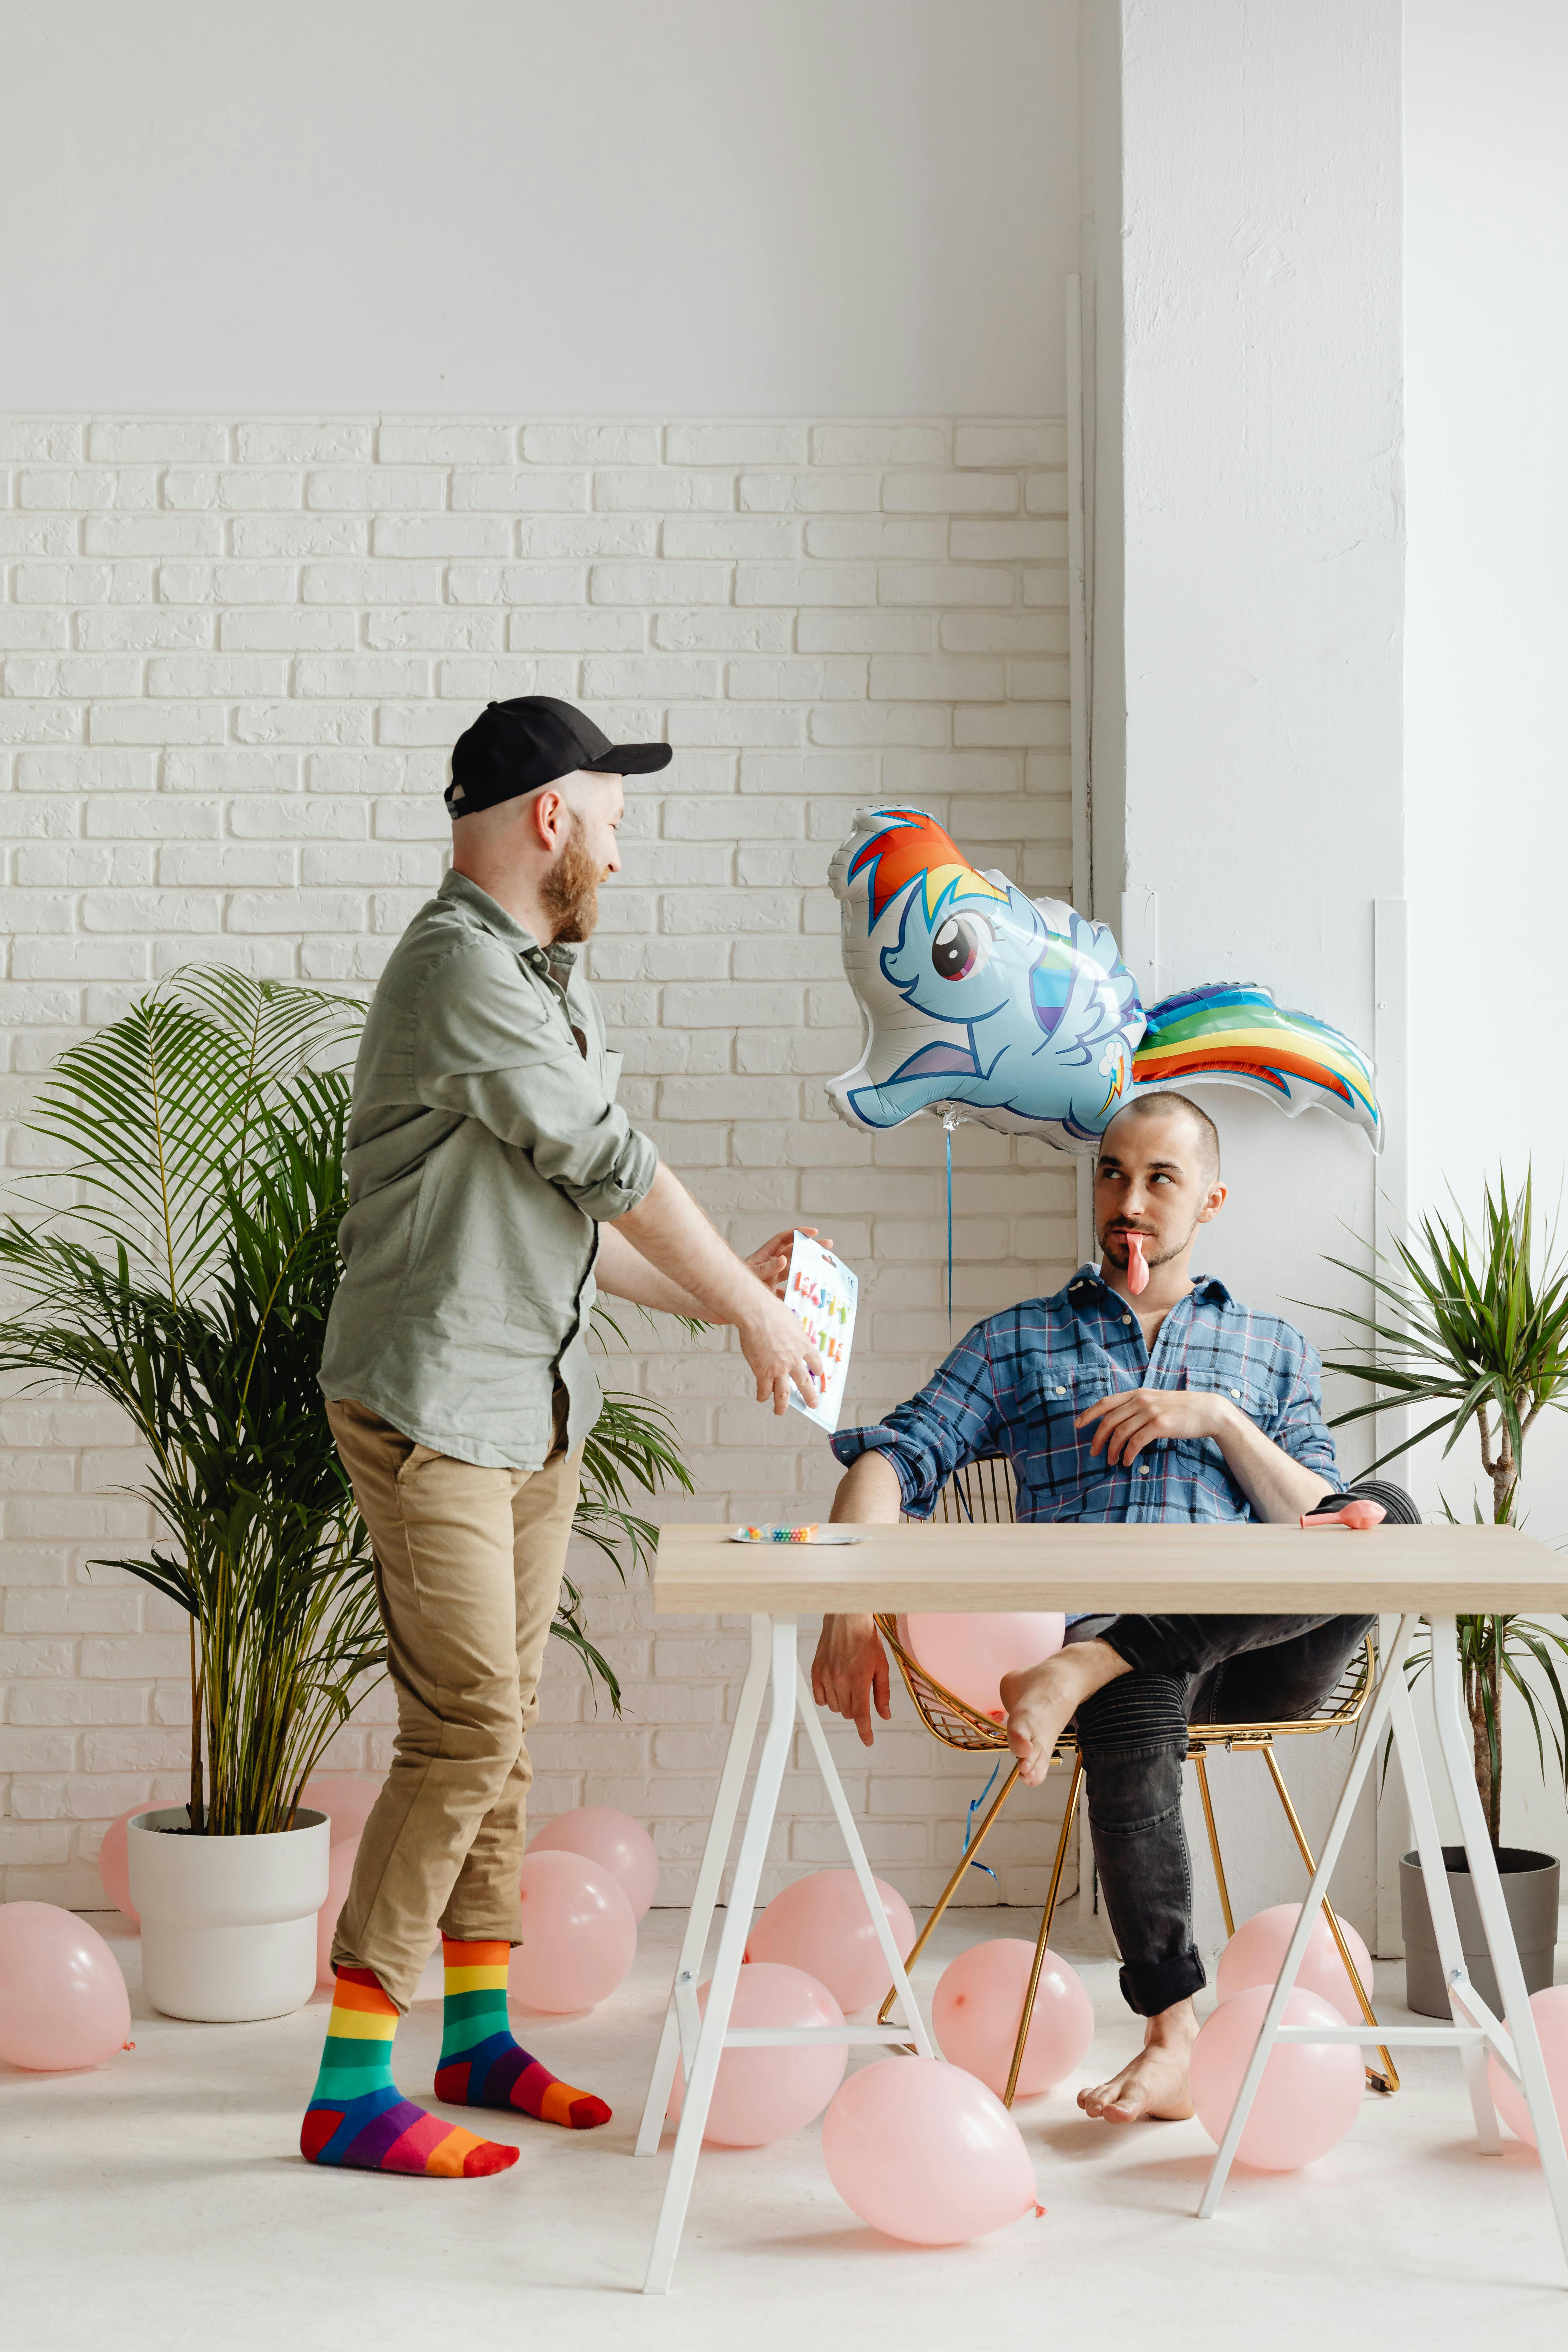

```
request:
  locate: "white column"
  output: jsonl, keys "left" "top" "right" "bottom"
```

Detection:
{"left": 1086, "top": 0, "right": 1407, "bottom": 1945}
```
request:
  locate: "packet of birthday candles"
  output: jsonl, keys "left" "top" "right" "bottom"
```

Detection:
{"left": 783, "top": 1232, "right": 858, "bottom": 1434}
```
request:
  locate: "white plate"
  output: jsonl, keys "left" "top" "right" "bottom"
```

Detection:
{"left": 727, "top": 1527, "right": 866, "bottom": 1545}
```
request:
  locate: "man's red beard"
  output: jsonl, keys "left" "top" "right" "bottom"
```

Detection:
{"left": 541, "top": 819, "right": 603, "bottom": 943}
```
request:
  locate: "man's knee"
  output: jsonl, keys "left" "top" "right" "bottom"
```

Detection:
{"left": 1338, "top": 1477, "right": 1421, "bottom": 1525}
{"left": 1075, "top": 1671, "right": 1190, "bottom": 1825}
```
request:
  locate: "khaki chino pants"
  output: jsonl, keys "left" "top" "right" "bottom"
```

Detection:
{"left": 325, "top": 1393, "right": 582, "bottom": 2011}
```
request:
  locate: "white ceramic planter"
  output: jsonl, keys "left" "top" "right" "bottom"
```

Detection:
{"left": 127, "top": 1805, "right": 330, "bottom": 2022}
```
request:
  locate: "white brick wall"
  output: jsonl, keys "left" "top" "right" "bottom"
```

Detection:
{"left": 0, "top": 414, "right": 1078, "bottom": 1909}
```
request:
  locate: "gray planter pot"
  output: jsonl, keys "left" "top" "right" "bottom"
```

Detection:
{"left": 1399, "top": 1846, "right": 1559, "bottom": 2019}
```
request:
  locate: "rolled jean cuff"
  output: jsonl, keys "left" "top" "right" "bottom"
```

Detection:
{"left": 1119, "top": 1946, "right": 1207, "bottom": 2018}
{"left": 1101, "top": 1617, "right": 1195, "bottom": 1679}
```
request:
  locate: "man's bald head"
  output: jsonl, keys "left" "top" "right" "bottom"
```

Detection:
{"left": 1100, "top": 1092, "right": 1221, "bottom": 1189}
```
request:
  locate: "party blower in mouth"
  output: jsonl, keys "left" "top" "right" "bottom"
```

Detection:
{"left": 1124, "top": 1231, "right": 1149, "bottom": 1295}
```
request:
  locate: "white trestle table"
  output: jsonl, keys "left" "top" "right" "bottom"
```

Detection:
{"left": 635, "top": 1520, "right": 1568, "bottom": 2294}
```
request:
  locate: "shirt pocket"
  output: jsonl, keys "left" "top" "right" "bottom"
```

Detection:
{"left": 1015, "top": 1360, "right": 1124, "bottom": 1507}
{"left": 600, "top": 1048, "right": 624, "bottom": 1101}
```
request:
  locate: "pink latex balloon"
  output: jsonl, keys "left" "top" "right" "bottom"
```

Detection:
{"left": 822, "top": 2055, "right": 1040, "bottom": 2245}
{"left": 1190, "top": 1984, "right": 1364, "bottom": 2170}
{"left": 1216, "top": 1903, "right": 1376, "bottom": 2028}
{"left": 933, "top": 1937, "right": 1095, "bottom": 2099}
{"left": 1487, "top": 1984, "right": 1568, "bottom": 2148}
{"left": 1301, "top": 1499, "right": 1386, "bottom": 1530}
{"left": 668, "top": 1962, "right": 847, "bottom": 2145}
{"left": 0, "top": 1902, "right": 131, "bottom": 2072}
{"left": 316, "top": 1835, "right": 360, "bottom": 1987}
{"left": 96, "top": 1804, "right": 142, "bottom": 1924}
{"left": 746, "top": 1870, "right": 916, "bottom": 2013}
{"left": 897, "top": 1612, "right": 1065, "bottom": 1720}
{"left": 1125, "top": 1232, "right": 1149, "bottom": 1294}
{"left": 510, "top": 1849, "right": 637, "bottom": 2012}
{"left": 529, "top": 1806, "right": 659, "bottom": 1921}
{"left": 299, "top": 1774, "right": 383, "bottom": 1847}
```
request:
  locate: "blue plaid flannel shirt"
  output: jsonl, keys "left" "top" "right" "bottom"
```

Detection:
{"left": 831, "top": 1266, "right": 1341, "bottom": 1612}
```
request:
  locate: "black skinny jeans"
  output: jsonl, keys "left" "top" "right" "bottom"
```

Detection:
{"left": 1071, "top": 1480, "right": 1419, "bottom": 2017}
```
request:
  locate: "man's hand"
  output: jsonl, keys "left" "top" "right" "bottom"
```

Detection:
{"left": 736, "top": 1291, "right": 824, "bottom": 1414}
{"left": 1077, "top": 1386, "right": 1237, "bottom": 1466}
{"left": 744, "top": 1226, "right": 833, "bottom": 1300}
{"left": 811, "top": 1612, "right": 890, "bottom": 1745}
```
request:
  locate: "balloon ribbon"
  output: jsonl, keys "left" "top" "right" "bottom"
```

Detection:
{"left": 962, "top": 1763, "right": 1000, "bottom": 1881}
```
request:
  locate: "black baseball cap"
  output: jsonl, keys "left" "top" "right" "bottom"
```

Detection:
{"left": 445, "top": 695, "right": 672, "bottom": 818}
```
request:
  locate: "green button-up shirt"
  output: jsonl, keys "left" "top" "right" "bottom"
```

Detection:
{"left": 317, "top": 870, "right": 659, "bottom": 1469}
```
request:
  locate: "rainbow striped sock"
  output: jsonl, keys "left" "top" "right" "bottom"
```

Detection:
{"left": 301, "top": 1966, "right": 518, "bottom": 2177}
{"left": 434, "top": 1936, "right": 612, "bottom": 2129}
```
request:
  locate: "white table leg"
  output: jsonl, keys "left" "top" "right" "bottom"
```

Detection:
{"left": 642, "top": 1616, "right": 800, "bottom": 2297}
{"left": 1427, "top": 1612, "right": 1568, "bottom": 2261}
{"left": 635, "top": 1611, "right": 772, "bottom": 2158}
{"left": 793, "top": 1661, "right": 936, "bottom": 2060}
{"left": 1388, "top": 1660, "right": 1499, "bottom": 2150}
{"left": 1198, "top": 1611, "right": 1420, "bottom": 2219}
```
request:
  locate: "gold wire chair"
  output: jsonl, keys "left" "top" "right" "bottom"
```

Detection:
{"left": 875, "top": 1455, "right": 1398, "bottom": 2104}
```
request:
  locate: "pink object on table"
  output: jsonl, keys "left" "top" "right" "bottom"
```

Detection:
{"left": 1190, "top": 1983, "right": 1364, "bottom": 2170}
{"left": 1216, "top": 1902, "right": 1376, "bottom": 2028}
{"left": 932, "top": 1936, "right": 1094, "bottom": 2099}
{"left": 821, "top": 2054, "right": 1041, "bottom": 2244}
{"left": 1488, "top": 1984, "right": 1568, "bottom": 2147}
{"left": 1125, "top": 1231, "right": 1150, "bottom": 1294}
{"left": 510, "top": 1848, "right": 637, "bottom": 2011}
{"left": 896, "top": 1610, "right": 1065, "bottom": 1721}
{"left": 96, "top": 1804, "right": 143, "bottom": 1925}
{"left": 745, "top": 1868, "right": 915, "bottom": 2013}
{"left": 1300, "top": 1499, "right": 1387, "bottom": 1531}
{"left": 667, "top": 1961, "right": 847, "bottom": 2145}
{"left": 530, "top": 1806, "right": 659, "bottom": 1920}
{"left": 298, "top": 1774, "right": 384, "bottom": 1846}
{"left": 316, "top": 1835, "right": 360, "bottom": 1986}
{"left": 0, "top": 1902, "right": 132, "bottom": 2071}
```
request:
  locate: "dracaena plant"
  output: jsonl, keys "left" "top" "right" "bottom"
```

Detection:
{"left": 0, "top": 968, "right": 692, "bottom": 1833}
{"left": 1312, "top": 1169, "right": 1568, "bottom": 1844}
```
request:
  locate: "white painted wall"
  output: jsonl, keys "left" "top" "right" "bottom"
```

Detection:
{"left": 1406, "top": 0, "right": 1568, "bottom": 1869}
{"left": 1107, "top": 0, "right": 1407, "bottom": 1949}
{"left": 0, "top": 0, "right": 1078, "bottom": 418}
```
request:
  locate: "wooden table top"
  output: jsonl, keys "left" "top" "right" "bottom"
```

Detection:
{"left": 653, "top": 1520, "right": 1564, "bottom": 1617}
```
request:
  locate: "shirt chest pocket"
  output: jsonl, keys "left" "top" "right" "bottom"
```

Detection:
{"left": 1015, "top": 1362, "right": 1127, "bottom": 1497}
{"left": 600, "top": 1048, "right": 624, "bottom": 1101}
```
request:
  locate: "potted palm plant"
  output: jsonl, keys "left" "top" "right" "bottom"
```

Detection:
{"left": 1317, "top": 1171, "right": 1568, "bottom": 2014}
{"left": 0, "top": 968, "right": 692, "bottom": 2021}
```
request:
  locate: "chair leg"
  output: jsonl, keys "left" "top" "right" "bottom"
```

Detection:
{"left": 1260, "top": 1743, "right": 1400, "bottom": 2095}
{"left": 877, "top": 1759, "right": 1022, "bottom": 2029}
{"left": 1191, "top": 1751, "right": 1237, "bottom": 1939}
{"left": 1003, "top": 1755, "right": 1084, "bottom": 2107}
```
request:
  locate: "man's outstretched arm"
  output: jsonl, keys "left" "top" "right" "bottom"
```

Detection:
{"left": 607, "top": 1166, "right": 823, "bottom": 1414}
{"left": 810, "top": 1451, "right": 902, "bottom": 1745}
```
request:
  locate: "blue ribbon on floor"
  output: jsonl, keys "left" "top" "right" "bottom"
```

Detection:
{"left": 962, "top": 1762, "right": 1000, "bottom": 1881}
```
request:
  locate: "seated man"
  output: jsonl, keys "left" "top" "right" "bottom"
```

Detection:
{"left": 812, "top": 1090, "right": 1413, "bottom": 2125}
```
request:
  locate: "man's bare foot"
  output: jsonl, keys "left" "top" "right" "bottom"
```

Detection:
{"left": 999, "top": 1639, "right": 1130, "bottom": 1786}
{"left": 1078, "top": 2003, "right": 1199, "bottom": 2123}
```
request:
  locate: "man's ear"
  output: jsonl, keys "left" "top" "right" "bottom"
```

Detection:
{"left": 530, "top": 787, "right": 567, "bottom": 850}
{"left": 1196, "top": 1181, "right": 1228, "bottom": 1226}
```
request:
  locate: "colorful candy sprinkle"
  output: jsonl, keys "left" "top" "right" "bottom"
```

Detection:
{"left": 737, "top": 1525, "right": 820, "bottom": 1544}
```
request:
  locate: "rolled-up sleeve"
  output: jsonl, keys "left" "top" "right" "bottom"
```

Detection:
{"left": 831, "top": 1322, "right": 1003, "bottom": 1518}
{"left": 1272, "top": 1343, "right": 1341, "bottom": 1491}
{"left": 415, "top": 941, "right": 658, "bottom": 1219}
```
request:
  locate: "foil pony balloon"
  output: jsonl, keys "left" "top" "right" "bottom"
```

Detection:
{"left": 826, "top": 807, "right": 1379, "bottom": 1157}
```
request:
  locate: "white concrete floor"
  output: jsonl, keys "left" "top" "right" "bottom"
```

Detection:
{"left": 5, "top": 1906, "right": 1567, "bottom": 2352}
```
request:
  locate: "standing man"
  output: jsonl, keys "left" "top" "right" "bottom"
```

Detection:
{"left": 813, "top": 1091, "right": 1415, "bottom": 2129}
{"left": 306, "top": 697, "right": 822, "bottom": 2179}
